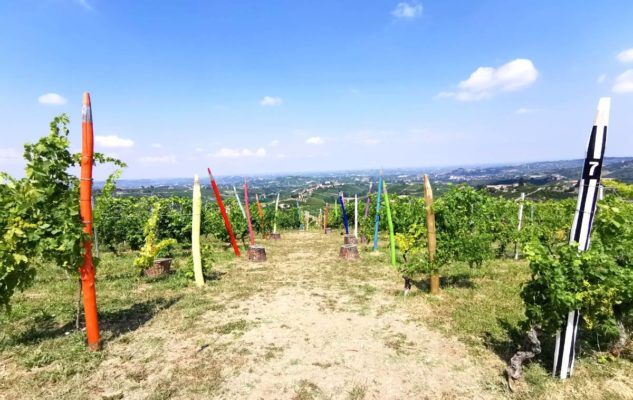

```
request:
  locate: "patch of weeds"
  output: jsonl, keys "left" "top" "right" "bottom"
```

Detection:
{"left": 347, "top": 384, "right": 367, "bottom": 400}
{"left": 293, "top": 379, "right": 322, "bottom": 400}
{"left": 312, "top": 361, "right": 332, "bottom": 369}
{"left": 126, "top": 366, "right": 148, "bottom": 383}
{"left": 384, "top": 332, "right": 414, "bottom": 355}
{"left": 148, "top": 379, "right": 177, "bottom": 400}
{"left": 214, "top": 319, "right": 251, "bottom": 336}
{"left": 263, "top": 344, "right": 284, "bottom": 361}
{"left": 172, "top": 355, "right": 224, "bottom": 396}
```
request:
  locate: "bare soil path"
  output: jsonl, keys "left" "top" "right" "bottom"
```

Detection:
{"left": 2, "top": 231, "right": 506, "bottom": 399}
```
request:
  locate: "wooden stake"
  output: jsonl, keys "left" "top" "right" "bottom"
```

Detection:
{"left": 424, "top": 175, "right": 439, "bottom": 295}
{"left": 256, "top": 193, "right": 265, "bottom": 238}
{"left": 243, "top": 179, "right": 255, "bottom": 245}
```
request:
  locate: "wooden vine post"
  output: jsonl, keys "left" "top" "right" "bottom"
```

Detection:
{"left": 79, "top": 92, "right": 100, "bottom": 350}
{"left": 243, "top": 178, "right": 255, "bottom": 245}
{"left": 207, "top": 168, "right": 240, "bottom": 256}
{"left": 424, "top": 175, "right": 439, "bottom": 295}
{"left": 256, "top": 193, "right": 266, "bottom": 239}
{"left": 192, "top": 174, "right": 204, "bottom": 287}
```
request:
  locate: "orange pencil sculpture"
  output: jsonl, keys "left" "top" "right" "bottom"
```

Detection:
{"left": 79, "top": 92, "right": 100, "bottom": 350}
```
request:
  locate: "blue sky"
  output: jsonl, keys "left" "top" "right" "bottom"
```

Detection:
{"left": 1, "top": 0, "right": 633, "bottom": 179}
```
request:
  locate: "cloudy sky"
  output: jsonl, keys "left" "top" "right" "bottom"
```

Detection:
{"left": 1, "top": 1, "right": 633, "bottom": 179}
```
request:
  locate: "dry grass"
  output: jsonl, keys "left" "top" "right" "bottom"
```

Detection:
{"left": 0, "top": 230, "right": 631, "bottom": 399}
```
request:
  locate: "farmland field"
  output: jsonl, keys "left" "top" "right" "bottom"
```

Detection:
{"left": 1, "top": 230, "right": 631, "bottom": 400}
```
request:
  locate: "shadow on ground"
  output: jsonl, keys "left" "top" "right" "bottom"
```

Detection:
{"left": 7, "top": 297, "right": 182, "bottom": 347}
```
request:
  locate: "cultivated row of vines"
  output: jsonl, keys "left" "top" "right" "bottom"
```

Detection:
{"left": 1, "top": 115, "right": 632, "bottom": 357}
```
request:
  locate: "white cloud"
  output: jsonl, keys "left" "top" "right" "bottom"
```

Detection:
{"left": 38, "top": 93, "right": 67, "bottom": 105}
{"left": 95, "top": 135, "right": 134, "bottom": 148}
{"left": 213, "top": 147, "right": 267, "bottom": 158}
{"left": 0, "top": 148, "right": 20, "bottom": 163}
{"left": 597, "top": 74, "right": 607, "bottom": 84}
{"left": 515, "top": 107, "right": 535, "bottom": 114}
{"left": 349, "top": 133, "right": 381, "bottom": 145}
{"left": 362, "top": 138, "right": 381, "bottom": 145}
{"left": 75, "top": 0, "right": 94, "bottom": 11}
{"left": 392, "top": 2, "right": 423, "bottom": 19}
{"left": 306, "top": 136, "right": 324, "bottom": 145}
{"left": 439, "top": 59, "right": 539, "bottom": 101}
{"left": 613, "top": 69, "right": 633, "bottom": 93}
{"left": 617, "top": 48, "right": 633, "bottom": 63}
{"left": 260, "top": 96, "right": 282, "bottom": 106}
{"left": 269, "top": 139, "right": 280, "bottom": 147}
{"left": 139, "top": 155, "right": 177, "bottom": 164}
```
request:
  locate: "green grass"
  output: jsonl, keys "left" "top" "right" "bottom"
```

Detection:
{"left": 1, "top": 231, "right": 631, "bottom": 399}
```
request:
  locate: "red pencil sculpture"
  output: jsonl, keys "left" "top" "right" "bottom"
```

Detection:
{"left": 80, "top": 92, "right": 100, "bottom": 350}
{"left": 244, "top": 178, "right": 256, "bottom": 245}
{"left": 208, "top": 168, "right": 241, "bottom": 257}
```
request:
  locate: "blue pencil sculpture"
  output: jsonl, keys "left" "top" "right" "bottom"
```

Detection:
{"left": 339, "top": 192, "right": 349, "bottom": 234}
{"left": 373, "top": 171, "right": 383, "bottom": 251}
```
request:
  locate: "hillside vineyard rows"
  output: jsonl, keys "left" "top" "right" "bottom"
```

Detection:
{"left": 0, "top": 96, "right": 632, "bottom": 399}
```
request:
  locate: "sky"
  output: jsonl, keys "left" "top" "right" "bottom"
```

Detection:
{"left": 1, "top": 0, "right": 633, "bottom": 179}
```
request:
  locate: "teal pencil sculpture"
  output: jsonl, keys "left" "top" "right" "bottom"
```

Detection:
{"left": 383, "top": 180, "right": 396, "bottom": 266}
{"left": 233, "top": 185, "right": 246, "bottom": 219}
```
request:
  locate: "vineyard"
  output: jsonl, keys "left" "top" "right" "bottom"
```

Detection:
{"left": 1, "top": 113, "right": 633, "bottom": 399}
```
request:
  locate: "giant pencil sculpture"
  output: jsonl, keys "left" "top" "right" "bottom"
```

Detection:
{"left": 364, "top": 182, "right": 373, "bottom": 218}
{"left": 192, "top": 175, "right": 204, "bottom": 287}
{"left": 296, "top": 201, "right": 301, "bottom": 229}
{"left": 553, "top": 97, "right": 610, "bottom": 380}
{"left": 339, "top": 192, "right": 349, "bottom": 234}
{"left": 243, "top": 179, "right": 255, "bottom": 245}
{"left": 233, "top": 185, "right": 247, "bottom": 219}
{"left": 515, "top": 192, "right": 525, "bottom": 260}
{"left": 373, "top": 172, "right": 383, "bottom": 251}
{"left": 382, "top": 180, "right": 396, "bottom": 266}
{"left": 354, "top": 194, "right": 358, "bottom": 238}
{"left": 273, "top": 193, "right": 280, "bottom": 234}
{"left": 256, "top": 193, "right": 265, "bottom": 238}
{"left": 79, "top": 92, "right": 100, "bottom": 350}
{"left": 208, "top": 168, "right": 240, "bottom": 257}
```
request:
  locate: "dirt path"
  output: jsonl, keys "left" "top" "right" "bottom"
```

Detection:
{"left": 42, "top": 232, "right": 504, "bottom": 399}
